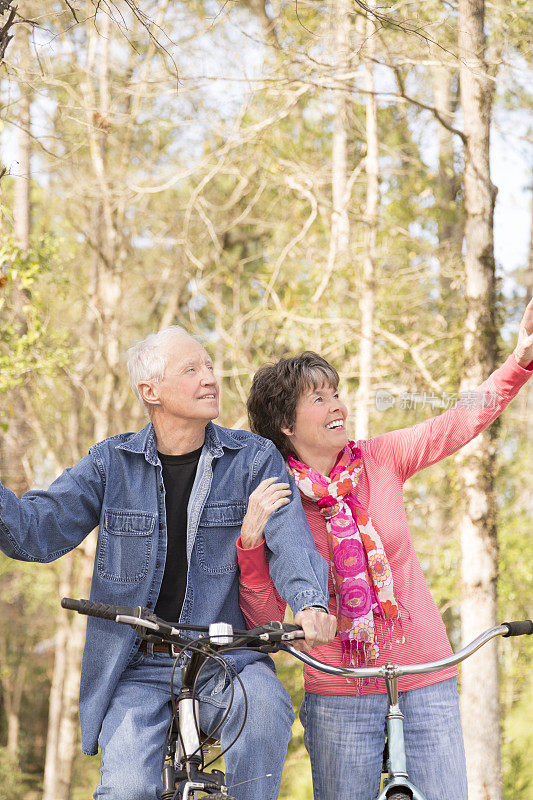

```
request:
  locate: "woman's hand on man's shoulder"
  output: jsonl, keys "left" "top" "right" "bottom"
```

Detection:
{"left": 240, "top": 477, "right": 292, "bottom": 549}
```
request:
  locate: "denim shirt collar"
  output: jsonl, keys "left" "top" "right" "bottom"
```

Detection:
{"left": 115, "top": 421, "right": 245, "bottom": 465}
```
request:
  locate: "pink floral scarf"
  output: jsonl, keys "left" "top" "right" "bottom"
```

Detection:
{"left": 287, "top": 442, "right": 403, "bottom": 664}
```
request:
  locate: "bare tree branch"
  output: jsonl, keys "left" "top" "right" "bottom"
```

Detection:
{"left": 0, "top": 3, "right": 16, "bottom": 62}
{"left": 62, "top": 0, "right": 79, "bottom": 23}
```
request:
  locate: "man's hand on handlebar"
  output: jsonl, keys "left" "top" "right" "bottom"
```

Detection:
{"left": 293, "top": 607, "right": 337, "bottom": 652}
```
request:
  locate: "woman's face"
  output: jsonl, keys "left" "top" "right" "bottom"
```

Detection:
{"left": 282, "top": 381, "right": 348, "bottom": 470}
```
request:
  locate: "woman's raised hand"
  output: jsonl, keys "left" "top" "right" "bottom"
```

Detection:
{"left": 240, "top": 477, "right": 292, "bottom": 549}
{"left": 514, "top": 298, "right": 533, "bottom": 367}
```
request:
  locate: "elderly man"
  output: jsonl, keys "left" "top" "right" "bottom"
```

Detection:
{"left": 0, "top": 326, "right": 336, "bottom": 800}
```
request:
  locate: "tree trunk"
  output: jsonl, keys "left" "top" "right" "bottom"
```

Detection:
{"left": 432, "top": 64, "right": 462, "bottom": 298}
{"left": 14, "top": 45, "right": 31, "bottom": 253}
{"left": 311, "top": 0, "right": 350, "bottom": 306}
{"left": 43, "top": 21, "right": 117, "bottom": 797}
{"left": 42, "top": 558, "right": 73, "bottom": 800}
{"left": 87, "top": 11, "right": 122, "bottom": 442}
{"left": 54, "top": 609, "right": 88, "bottom": 799}
{"left": 7, "top": 710, "right": 20, "bottom": 759}
{"left": 2, "top": 23, "right": 33, "bottom": 763}
{"left": 524, "top": 190, "right": 533, "bottom": 515}
{"left": 0, "top": 658, "right": 26, "bottom": 762}
{"left": 330, "top": 0, "right": 350, "bottom": 270}
{"left": 5, "top": 19, "right": 32, "bottom": 499}
{"left": 457, "top": 1, "right": 500, "bottom": 797}
{"left": 355, "top": 8, "right": 378, "bottom": 441}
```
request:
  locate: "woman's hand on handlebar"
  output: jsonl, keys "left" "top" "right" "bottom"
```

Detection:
{"left": 293, "top": 607, "right": 337, "bottom": 653}
{"left": 240, "top": 477, "right": 292, "bottom": 549}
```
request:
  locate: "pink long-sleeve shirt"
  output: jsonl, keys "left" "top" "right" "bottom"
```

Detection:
{"left": 237, "top": 354, "right": 532, "bottom": 695}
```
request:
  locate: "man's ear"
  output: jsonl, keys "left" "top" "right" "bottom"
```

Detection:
{"left": 138, "top": 381, "right": 161, "bottom": 407}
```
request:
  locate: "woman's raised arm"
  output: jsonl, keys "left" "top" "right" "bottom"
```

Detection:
{"left": 367, "top": 299, "right": 533, "bottom": 483}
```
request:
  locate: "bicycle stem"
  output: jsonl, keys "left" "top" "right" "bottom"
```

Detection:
{"left": 383, "top": 668, "right": 407, "bottom": 776}
{"left": 377, "top": 670, "right": 430, "bottom": 800}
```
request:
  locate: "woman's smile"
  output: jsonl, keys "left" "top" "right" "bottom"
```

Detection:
{"left": 282, "top": 382, "right": 349, "bottom": 474}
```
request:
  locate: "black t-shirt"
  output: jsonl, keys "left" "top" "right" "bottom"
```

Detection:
{"left": 154, "top": 446, "right": 203, "bottom": 623}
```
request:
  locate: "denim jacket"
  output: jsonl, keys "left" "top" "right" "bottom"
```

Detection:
{"left": 0, "top": 422, "right": 328, "bottom": 755}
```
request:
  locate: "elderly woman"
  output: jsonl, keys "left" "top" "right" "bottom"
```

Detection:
{"left": 236, "top": 300, "right": 533, "bottom": 800}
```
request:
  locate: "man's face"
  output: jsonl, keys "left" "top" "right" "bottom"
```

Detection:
{"left": 147, "top": 337, "right": 220, "bottom": 423}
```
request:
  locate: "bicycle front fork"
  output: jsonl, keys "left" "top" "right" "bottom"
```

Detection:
{"left": 376, "top": 669, "right": 428, "bottom": 800}
{"left": 161, "top": 652, "right": 229, "bottom": 799}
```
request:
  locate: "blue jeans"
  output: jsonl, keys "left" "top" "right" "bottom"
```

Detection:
{"left": 299, "top": 678, "right": 468, "bottom": 800}
{"left": 94, "top": 650, "right": 294, "bottom": 800}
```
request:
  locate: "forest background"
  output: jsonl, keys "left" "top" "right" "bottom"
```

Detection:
{"left": 0, "top": 0, "right": 532, "bottom": 799}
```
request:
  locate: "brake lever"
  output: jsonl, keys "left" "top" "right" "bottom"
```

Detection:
{"left": 250, "top": 623, "right": 305, "bottom": 650}
{"left": 115, "top": 610, "right": 187, "bottom": 645}
{"left": 281, "top": 630, "right": 305, "bottom": 641}
{"left": 116, "top": 614, "right": 161, "bottom": 631}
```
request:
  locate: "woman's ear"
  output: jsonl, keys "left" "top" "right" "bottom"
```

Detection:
{"left": 281, "top": 424, "right": 293, "bottom": 438}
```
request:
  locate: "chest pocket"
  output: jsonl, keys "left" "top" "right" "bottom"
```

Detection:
{"left": 195, "top": 501, "right": 246, "bottom": 575}
{"left": 97, "top": 509, "right": 155, "bottom": 584}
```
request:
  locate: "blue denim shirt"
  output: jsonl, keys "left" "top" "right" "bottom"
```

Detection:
{"left": 0, "top": 422, "right": 328, "bottom": 755}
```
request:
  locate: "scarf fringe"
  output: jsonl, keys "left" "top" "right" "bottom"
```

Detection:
{"left": 380, "top": 614, "right": 405, "bottom": 649}
{"left": 340, "top": 639, "right": 378, "bottom": 693}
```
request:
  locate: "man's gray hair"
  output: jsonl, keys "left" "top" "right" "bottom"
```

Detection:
{"left": 127, "top": 325, "right": 194, "bottom": 403}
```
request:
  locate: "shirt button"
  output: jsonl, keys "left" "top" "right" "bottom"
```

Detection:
{"left": 159, "top": 485, "right": 164, "bottom": 492}
{"left": 156, "top": 561, "right": 161, "bottom": 568}
{"left": 146, "top": 602, "right": 153, "bottom": 608}
{"left": 159, "top": 522, "right": 164, "bottom": 530}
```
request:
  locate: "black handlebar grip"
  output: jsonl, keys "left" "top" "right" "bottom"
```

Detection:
{"left": 61, "top": 597, "right": 131, "bottom": 621}
{"left": 502, "top": 620, "right": 533, "bottom": 637}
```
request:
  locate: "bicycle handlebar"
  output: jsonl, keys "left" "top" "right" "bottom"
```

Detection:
{"left": 61, "top": 598, "right": 532, "bottom": 674}
{"left": 61, "top": 598, "right": 305, "bottom": 649}
{"left": 282, "top": 619, "right": 533, "bottom": 679}
{"left": 61, "top": 597, "right": 134, "bottom": 621}
{"left": 501, "top": 619, "right": 533, "bottom": 637}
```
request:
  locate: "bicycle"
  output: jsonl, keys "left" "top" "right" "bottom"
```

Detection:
{"left": 61, "top": 598, "right": 533, "bottom": 800}
{"left": 284, "top": 619, "right": 533, "bottom": 799}
{"left": 61, "top": 598, "right": 305, "bottom": 800}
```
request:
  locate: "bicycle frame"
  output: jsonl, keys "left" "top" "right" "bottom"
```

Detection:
{"left": 160, "top": 648, "right": 229, "bottom": 800}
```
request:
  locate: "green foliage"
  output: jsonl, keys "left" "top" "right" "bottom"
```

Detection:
{"left": 274, "top": 652, "right": 312, "bottom": 799}
{"left": 0, "top": 556, "right": 58, "bottom": 770}
{"left": 496, "top": 404, "right": 533, "bottom": 799}
{"left": 70, "top": 753, "right": 101, "bottom": 800}
{"left": 0, "top": 748, "right": 37, "bottom": 800}
{"left": 0, "top": 236, "right": 71, "bottom": 396}
{"left": 502, "top": 679, "right": 533, "bottom": 800}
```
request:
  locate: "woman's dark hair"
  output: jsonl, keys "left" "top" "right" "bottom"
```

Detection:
{"left": 247, "top": 351, "right": 339, "bottom": 458}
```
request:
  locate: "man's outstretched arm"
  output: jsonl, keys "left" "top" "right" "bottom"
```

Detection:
{"left": 0, "top": 452, "right": 104, "bottom": 562}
